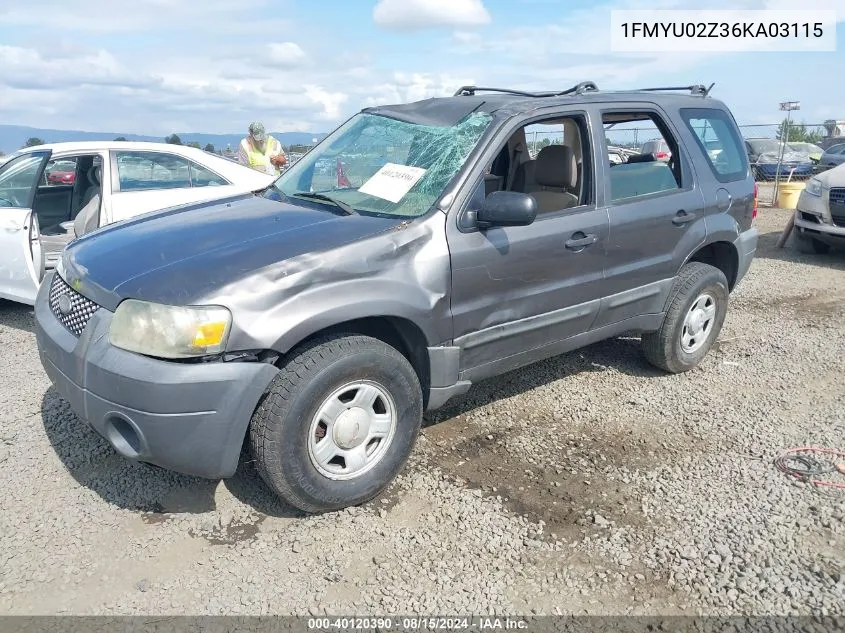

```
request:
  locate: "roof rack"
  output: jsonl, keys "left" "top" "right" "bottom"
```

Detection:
{"left": 453, "top": 81, "right": 600, "bottom": 98}
{"left": 634, "top": 83, "right": 715, "bottom": 97}
{"left": 453, "top": 86, "right": 538, "bottom": 97}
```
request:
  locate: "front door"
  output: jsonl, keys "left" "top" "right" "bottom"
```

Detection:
{"left": 447, "top": 109, "right": 608, "bottom": 377}
{"left": 0, "top": 151, "right": 50, "bottom": 305}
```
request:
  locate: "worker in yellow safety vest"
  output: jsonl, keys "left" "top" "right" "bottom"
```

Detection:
{"left": 237, "top": 122, "right": 288, "bottom": 176}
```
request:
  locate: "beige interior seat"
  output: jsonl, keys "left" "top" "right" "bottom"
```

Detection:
{"left": 525, "top": 145, "right": 579, "bottom": 213}
{"left": 73, "top": 164, "right": 102, "bottom": 237}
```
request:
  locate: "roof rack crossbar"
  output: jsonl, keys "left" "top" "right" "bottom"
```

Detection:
{"left": 634, "top": 84, "right": 714, "bottom": 97}
{"left": 454, "top": 81, "right": 600, "bottom": 98}
{"left": 453, "top": 86, "right": 538, "bottom": 97}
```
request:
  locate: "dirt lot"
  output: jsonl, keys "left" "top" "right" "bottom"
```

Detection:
{"left": 0, "top": 206, "right": 842, "bottom": 616}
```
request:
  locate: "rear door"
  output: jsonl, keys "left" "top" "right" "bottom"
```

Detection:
{"left": 0, "top": 151, "right": 50, "bottom": 305}
{"left": 596, "top": 105, "right": 707, "bottom": 327}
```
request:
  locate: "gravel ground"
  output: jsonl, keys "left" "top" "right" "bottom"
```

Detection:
{"left": 0, "top": 207, "right": 842, "bottom": 616}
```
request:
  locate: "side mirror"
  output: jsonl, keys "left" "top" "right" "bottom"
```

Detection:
{"left": 476, "top": 191, "right": 537, "bottom": 229}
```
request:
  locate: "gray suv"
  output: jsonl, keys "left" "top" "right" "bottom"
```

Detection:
{"left": 34, "top": 83, "right": 759, "bottom": 513}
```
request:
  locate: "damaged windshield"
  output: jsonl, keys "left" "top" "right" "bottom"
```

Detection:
{"left": 266, "top": 111, "right": 493, "bottom": 217}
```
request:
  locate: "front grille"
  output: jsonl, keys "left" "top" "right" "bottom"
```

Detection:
{"left": 49, "top": 274, "right": 101, "bottom": 336}
{"left": 830, "top": 188, "right": 845, "bottom": 227}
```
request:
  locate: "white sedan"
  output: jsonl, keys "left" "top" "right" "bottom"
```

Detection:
{"left": 0, "top": 141, "right": 274, "bottom": 305}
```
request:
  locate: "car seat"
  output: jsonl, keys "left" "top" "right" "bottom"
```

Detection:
{"left": 39, "top": 164, "right": 102, "bottom": 269}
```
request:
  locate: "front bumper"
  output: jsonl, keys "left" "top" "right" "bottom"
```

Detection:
{"left": 734, "top": 227, "right": 759, "bottom": 287}
{"left": 794, "top": 190, "right": 845, "bottom": 247}
{"left": 34, "top": 272, "right": 279, "bottom": 479}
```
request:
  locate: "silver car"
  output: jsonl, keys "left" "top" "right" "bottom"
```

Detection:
{"left": 793, "top": 163, "right": 845, "bottom": 253}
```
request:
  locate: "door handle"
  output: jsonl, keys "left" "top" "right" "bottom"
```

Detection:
{"left": 5, "top": 221, "right": 23, "bottom": 232}
{"left": 565, "top": 233, "right": 598, "bottom": 250}
{"left": 672, "top": 210, "right": 696, "bottom": 225}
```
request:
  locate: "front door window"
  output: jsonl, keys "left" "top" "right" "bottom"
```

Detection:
{"left": 0, "top": 153, "right": 49, "bottom": 209}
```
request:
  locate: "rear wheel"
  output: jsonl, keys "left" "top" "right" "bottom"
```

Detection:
{"left": 642, "top": 262, "right": 729, "bottom": 374}
{"left": 249, "top": 334, "right": 423, "bottom": 513}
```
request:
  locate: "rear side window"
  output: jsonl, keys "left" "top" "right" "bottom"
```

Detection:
{"left": 602, "top": 110, "right": 683, "bottom": 202}
{"left": 681, "top": 108, "right": 748, "bottom": 183}
{"left": 115, "top": 151, "right": 230, "bottom": 191}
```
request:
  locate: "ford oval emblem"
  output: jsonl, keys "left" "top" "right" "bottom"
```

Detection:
{"left": 57, "top": 294, "right": 73, "bottom": 315}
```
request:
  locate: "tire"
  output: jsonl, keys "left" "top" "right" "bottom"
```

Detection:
{"left": 249, "top": 334, "right": 423, "bottom": 513}
{"left": 642, "top": 262, "right": 729, "bottom": 374}
{"left": 811, "top": 239, "right": 831, "bottom": 255}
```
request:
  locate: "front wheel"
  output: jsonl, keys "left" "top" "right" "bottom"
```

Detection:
{"left": 642, "top": 262, "right": 729, "bottom": 374}
{"left": 249, "top": 334, "right": 423, "bottom": 513}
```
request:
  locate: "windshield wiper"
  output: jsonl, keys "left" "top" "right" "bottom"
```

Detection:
{"left": 291, "top": 192, "right": 357, "bottom": 216}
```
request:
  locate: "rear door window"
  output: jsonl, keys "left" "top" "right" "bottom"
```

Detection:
{"left": 115, "top": 151, "right": 231, "bottom": 191}
{"left": 681, "top": 108, "right": 748, "bottom": 183}
{"left": 602, "top": 110, "right": 683, "bottom": 202}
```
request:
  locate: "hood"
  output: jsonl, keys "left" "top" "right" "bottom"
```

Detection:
{"left": 756, "top": 149, "right": 810, "bottom": 164}
{"left": 63, "top": 193, "right": 404, "bottom": 310}
{"left": 813, "top": 162, "right": 845, "bottom": 187}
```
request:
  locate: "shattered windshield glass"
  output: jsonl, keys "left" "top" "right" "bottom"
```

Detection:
{"left": 268, "top": 111, "right": 492, "bottom": 218}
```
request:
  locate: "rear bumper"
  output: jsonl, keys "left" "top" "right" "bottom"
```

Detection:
{"left": 34, "top": 272, "right": 279, "bottom": 479}
{"left": 734, "top": 227, "right": 759, "bottom": 287}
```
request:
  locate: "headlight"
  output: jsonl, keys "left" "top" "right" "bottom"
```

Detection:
{"left": 805, "top": 178, "right": 823, "bottom": 197}
{"left": 110, "top": 300, "right": 232, "bottom": 358}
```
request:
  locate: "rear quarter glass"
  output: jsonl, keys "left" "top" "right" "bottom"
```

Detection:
{"left": 679, "top": 106, "right": 750, "bottom": 184}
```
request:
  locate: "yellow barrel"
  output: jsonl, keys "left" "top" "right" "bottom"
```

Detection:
{"left": 777, "top": 182, "right": 805, "bottom": 209}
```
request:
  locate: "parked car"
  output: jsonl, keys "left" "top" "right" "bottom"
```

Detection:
{"left": 639, "top": 138, "right": 672, "bottom": 161}
{"left": 35, "top": 84, "right": 758, "bottom": 513}
{"left": 45, "top": 160, "right": 77, "bottom": 185}
{"left": 744, "top": 138, "right": 814, "bottom": 181}
{"left": 607, "top": 145, "right": 638, "bottom": 165}
{"left": 793, "top": 163, "right": 845, "bottom": 253}
{"left": 817, "top": 143, "right": 845, "bottom": 169}
{"left": 787, "top": 142, "right": 823, "bottom": 164}
{"left": 0, "top": 141, "right": 274, "bottom": 305}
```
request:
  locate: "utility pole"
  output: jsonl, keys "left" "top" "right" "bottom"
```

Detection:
{"left": 774, "top": 101, "right": 800, "bottom": 206}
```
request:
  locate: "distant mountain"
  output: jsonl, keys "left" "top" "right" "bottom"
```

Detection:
{"left": 0, "top": 124, "right": 328, "bottom": 154}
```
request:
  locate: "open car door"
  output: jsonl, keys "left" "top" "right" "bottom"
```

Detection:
{"left": 0, "top": 151, "right": 50, "bottom": 305}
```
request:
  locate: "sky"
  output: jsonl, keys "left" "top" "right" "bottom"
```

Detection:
{"left": 0, "top": 0, "right": 842, "bottom": 136}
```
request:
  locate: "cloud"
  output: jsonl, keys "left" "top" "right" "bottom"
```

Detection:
{"left": 0, "top": 0, "right": 271, "bottom": 32}
{"left": 266, "top": 42, "right": 308, "bottom": 68}
{"left": 303, "top": 86, "right": 349, "bottom": 120}
{"left": 373, "top": 0, "right": 491, "bottom": 31}
{"left": 361, "top": 72, "right": 476, "bottom": 107}
{"left": 1, "top": 0, "right": 842, "bottom": 140}
{"left": 0, "top": 45, "right": 159, "bottom": 91}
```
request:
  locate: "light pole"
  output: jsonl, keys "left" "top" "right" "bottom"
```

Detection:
{"left": 773, "top": 101, "right": 800, "bottom": 206}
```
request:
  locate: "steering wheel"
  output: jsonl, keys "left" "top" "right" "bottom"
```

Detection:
{"left": 0, "top": 197, "right": 15, "bottom": 207}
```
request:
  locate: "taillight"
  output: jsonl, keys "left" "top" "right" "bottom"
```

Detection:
{"left": 655, "top": 151, "right": 669, "bottom": 159}
{"left": 752, "top": 182, "right": 758, "bottom": 220}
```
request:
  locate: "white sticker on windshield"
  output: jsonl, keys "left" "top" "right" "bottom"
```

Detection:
{"left": 359, "top": 163, "right": 427, "bottom": 203}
